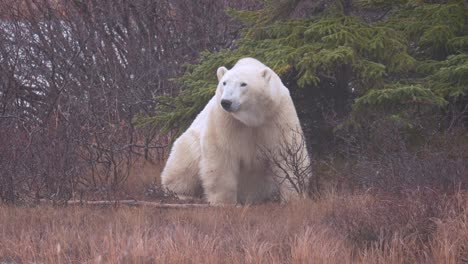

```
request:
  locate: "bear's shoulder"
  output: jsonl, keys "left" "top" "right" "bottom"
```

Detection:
{"left": 190, "top": 97, "right": 216, "bottom": 132}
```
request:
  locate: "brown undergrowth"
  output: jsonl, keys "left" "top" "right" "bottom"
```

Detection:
{"left": 1, "top": 189, "right": 467, "bottom": 263}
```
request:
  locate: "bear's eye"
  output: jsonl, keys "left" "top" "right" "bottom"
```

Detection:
{"left": 240, "top": 82, "right": 247, "bottom": 87}
{"left": 223, "top": 82, "right": 226, "bottom": 86}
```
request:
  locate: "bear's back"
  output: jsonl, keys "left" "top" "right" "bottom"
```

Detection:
{"left": 234, "top": 57, "right": 266, "bottom": 69}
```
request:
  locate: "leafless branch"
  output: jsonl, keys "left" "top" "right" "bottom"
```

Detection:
{"left": 260, "top": 126, "right": 314, "bottom": 199}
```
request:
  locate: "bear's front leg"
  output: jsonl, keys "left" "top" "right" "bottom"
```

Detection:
{"left": 200, "top": 157, "right": 238, "bottom": 205}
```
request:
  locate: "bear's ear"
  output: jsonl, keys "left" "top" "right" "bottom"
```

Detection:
{"left": 217, "top": 66, "right": 228, "bottom": 81}
{"left": 260, "top": 68, "right": 272, "bottom": 82}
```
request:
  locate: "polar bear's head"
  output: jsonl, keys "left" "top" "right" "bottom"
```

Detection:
{"left": 216, "top": 58, "right": 281, "bottom": 127}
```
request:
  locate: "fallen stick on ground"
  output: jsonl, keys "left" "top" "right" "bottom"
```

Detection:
{"left": 39, "top": 199, "right": 211, "bottom": 208}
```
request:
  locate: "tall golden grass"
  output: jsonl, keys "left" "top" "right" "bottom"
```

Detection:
{"left": 1, "top": 189, "right": 467, "bottom": 263}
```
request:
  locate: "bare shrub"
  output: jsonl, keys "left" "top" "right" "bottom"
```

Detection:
{"left": 0, "top": 0, "right": 261, "bottom": 203}
{"left": 0, "top": 120, "right": 85, "bottom": 203}
{"left": 260, "top": 126, "right": 314, "bottom": 199}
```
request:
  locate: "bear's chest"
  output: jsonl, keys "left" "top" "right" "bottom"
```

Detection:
{"left": 226, "top": 128, "right": 272, "bottom": 169}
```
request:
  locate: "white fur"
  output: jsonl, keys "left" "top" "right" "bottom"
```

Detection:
{"left": 161, "top": 58, "right": 310, "bottom": 204}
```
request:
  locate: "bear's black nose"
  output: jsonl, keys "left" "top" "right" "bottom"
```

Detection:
{"left": 221, "top": 99, "right": 232, "bottom": 111}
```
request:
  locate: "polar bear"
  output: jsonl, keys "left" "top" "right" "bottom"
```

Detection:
{"left": 161, "top": 58, "right": 310, "bottom": 204}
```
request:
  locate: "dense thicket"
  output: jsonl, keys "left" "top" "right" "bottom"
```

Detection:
{"left": 0, "top": 0, "right": 260, "bottom": 203}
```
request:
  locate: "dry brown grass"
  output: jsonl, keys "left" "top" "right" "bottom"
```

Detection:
{"left": 1, "top": 190, "right": 468, "bottom": 263}
{"left": 124, "top": 160, "right": 163, "bottom": 196}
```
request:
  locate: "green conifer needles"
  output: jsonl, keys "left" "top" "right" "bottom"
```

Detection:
{"left": 141, "top": 0, "right": 467, "bottom": 137}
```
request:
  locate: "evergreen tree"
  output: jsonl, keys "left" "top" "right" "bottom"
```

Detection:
{"left": 137, "top": 0, "right": 467, "bottom": 154}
